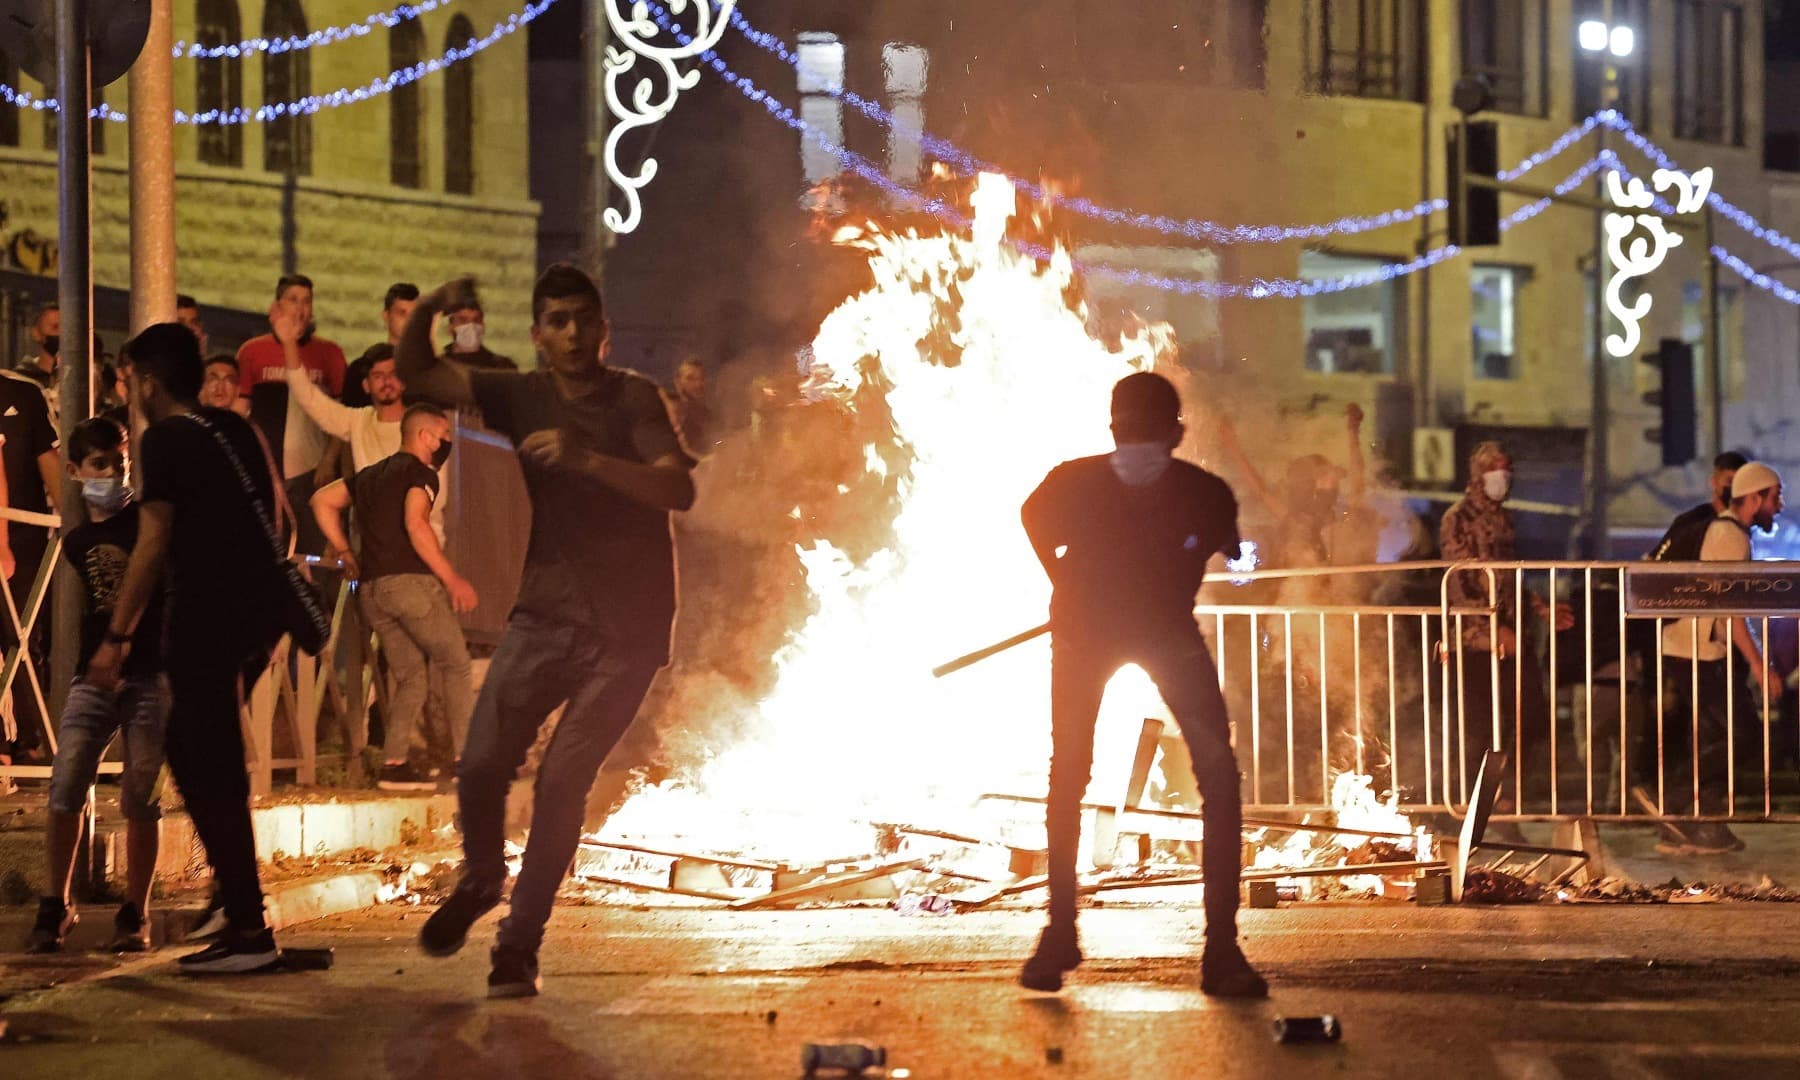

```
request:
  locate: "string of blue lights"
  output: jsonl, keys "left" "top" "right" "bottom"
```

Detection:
{"left": 0, "top": 0, "right": 547, "bottom": 124}
{"left": 171, "top": 0, "right": 454, "bottom": 59}
{"left": 653, "top": 6, "right": 1617, "bottom": 301}
{"left": 723, "top": 3, "right": 1604, "bottom": 246}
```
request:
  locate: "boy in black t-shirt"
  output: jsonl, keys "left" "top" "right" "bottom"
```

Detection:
{"left": 25, "top": 418, "right": 167, "bottom": 954}
{"left": 313, "top": 403, "right": 478, "bottom": 792}
{"left": 1018, "top": 372, "right": 1266, "bottom": 998}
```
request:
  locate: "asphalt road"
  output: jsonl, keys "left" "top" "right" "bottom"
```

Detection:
{"left": 4, "top": 900, "right": 1800, "bottom": 1078}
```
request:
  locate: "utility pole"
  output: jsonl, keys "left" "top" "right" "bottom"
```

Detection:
{"left": 1588, "top": 0, "right": 1616, "bottom": 558}
{"left": 52, "top": 0, "right": 95, "bottom": 709}
{"left": 128, "top": 0, "right": 176, "bottom": 334}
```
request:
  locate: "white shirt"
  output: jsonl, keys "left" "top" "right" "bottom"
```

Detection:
{"left": 285, "top": 368, "right": 445, "bottom": 541}
{"left": 1662, "top": 516, "right": 1753, "bottom": 661}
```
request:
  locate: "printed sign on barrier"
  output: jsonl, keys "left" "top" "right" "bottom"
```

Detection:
{"left": 1623, "top": 563, "right": 1800, "bottom": 616}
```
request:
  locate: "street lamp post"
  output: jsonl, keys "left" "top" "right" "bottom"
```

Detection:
{"left": 1578, "top": 5, "right": 1630, "bottom": 555}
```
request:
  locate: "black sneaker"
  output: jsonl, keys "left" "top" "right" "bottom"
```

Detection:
{"left": 378, "top": 762, "right": 437, "bottom": 792}
{"left": 1201, "top": 940, "right": 1269, "bottom": 998}
{"left": 186, "top": 889, "right": 229, "bottom": 942}
{"left": 487, "top": 943, "right": 541, "bottom": 999}
{"left": 1018, "top": 922, "right": 1083, "bottom": 992}
{"left": 25, "top": 897, "right": 77, "bottom": 954}
{"left": 420, "top": 877, "right": 503, "bottom": 958}
{"left": 178, "top": 926, "right": 281, "bottom": 975}
{"left": 111, "top": 902, "right": 152, "bottom": 953}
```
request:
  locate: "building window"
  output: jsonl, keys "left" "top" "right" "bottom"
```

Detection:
{"left": 882, "top": 44, "right": 927, "bottom": 183}
{"left": 1573, "top": 0, "right": 1647, "bottom": 125}
{"left": 1673, "top": 0, "right": 1742, "bottom": 145}
{"left": 444, "top": 15, "right": 477, "bottom": 195}
{"left": 0, "top": 54, "right": 19, "bottom": 147}
{"left": 195, "top": 0, "right": 243, "bottom": 166}
{"left": 1304, "top": 0, "right": 1424, "bottom": 102}
{"left": 1302, "top": 252, "right": 1401, "bottom": 375}
{"left": 263, "top": 0, "right": 311, "bottom": 175}
{"left": 1471, "top": 265, "right": 1525, "bottom": 380}
{"left": 796, "top": 32, "right": 845, "bottom": 186}
{"left": 1461, "top": 0, "right": 1545, "bottom": 116}
{"left": 390, "top": 20, "right": 425, "bottom": 188}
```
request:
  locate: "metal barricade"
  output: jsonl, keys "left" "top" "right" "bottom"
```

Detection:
{"left": 1194, "top": 559, "right": 1800, "bottom": 824}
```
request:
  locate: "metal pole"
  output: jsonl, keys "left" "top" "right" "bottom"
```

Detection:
{"left": 52, "top": 0, "right": 94, "bottom": 714}
{"left": 1588, "top": 1, "right": 1617, "bottom": 558}
{"left": 128, "top": 0, "right": 177, "bottom": 334}
{"left": 1704, "top": 208, "right": 1723, "bottom": 457}
{"left": 581, "top": 0, "right": 610, "bottom": 278}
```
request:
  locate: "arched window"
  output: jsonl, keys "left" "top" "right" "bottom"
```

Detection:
{"left": 389, "top": 20, "right": 425, "bottom": 187}
{"left": 195, "top": 0, "right": 243, "bottom": 165}
{"left": 262, "top": 0, "right": 310, "bottom": 174}
{"left": 443, "top": 15, "right": 476, "bottom": 194}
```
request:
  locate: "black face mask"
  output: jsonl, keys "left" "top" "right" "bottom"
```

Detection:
{"left": 41, "top": 334, "right": 59, "bottom": 358}
{"left": 430, "top": 438, "right": 453, "bottom": 470}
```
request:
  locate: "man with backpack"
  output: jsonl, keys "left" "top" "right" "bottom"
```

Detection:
{"left": 1647, "top": 451, "right": 1748, "bottom": 562}
{"left": 1636, "top": 462, "right": 1785, "bottom": 855}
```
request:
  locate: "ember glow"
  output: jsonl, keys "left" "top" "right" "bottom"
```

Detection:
{"left": 603, "top": 174, "right": 1176, "bottom": 860}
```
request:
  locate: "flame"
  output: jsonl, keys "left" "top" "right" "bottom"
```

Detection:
{"left": 1246, "top": 772, "right": 1429, "bottom": 897}
{"left": 605, "top": 174, "right": 1174, "bottom": 861}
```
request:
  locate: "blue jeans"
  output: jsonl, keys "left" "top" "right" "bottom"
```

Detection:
{"left": 48, "top": 678, "right": 169, "bottom": 821}
{"left": 457, "top": 612, "right": 664, "bottom": 952}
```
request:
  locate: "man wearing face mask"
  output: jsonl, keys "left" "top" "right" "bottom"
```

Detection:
{"left": 312, "top": 404, "right": 476, "bottom": 791}
{"left": 14, "top": 302, "right": 60, "bottom": 420}
{"left": 1017, "top": 371, "right": 1266, "bottom": 999}
{"left": 441, "top": 300, "right": 517, "bottom": 372}
{"left": 1440, "top": 441, "right": 1572, "bottom": 813}
{"left": 1641, "top": 462, "right": 1785, "bottom": 855}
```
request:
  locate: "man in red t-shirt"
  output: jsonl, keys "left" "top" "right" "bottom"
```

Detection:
{"left": 235, "top": 274, "right": 347, "bottom": 553}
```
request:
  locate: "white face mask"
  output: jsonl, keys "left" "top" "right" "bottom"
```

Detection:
{"left": 1111, "top": 442, "right": 1173, "bottom": 487}
{"left": 452, "top": 323, "right": 484, "bottom": 353}
{"left": 1482, "top": 468, "right": 1512, "bottom": 503}
{"left": 82, "top": 476, "right": 131, "bottom": 515}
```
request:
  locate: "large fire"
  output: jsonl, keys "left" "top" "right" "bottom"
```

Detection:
{"left": 600, "top": 174, "right": 1429, "bottom": 890}
{"left": 604, "top": 174, "right": 1173, "bottom": 860}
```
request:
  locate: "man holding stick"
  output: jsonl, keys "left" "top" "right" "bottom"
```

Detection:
{"left": 1016, "top": 371, "right": 1265, "bottom": 997}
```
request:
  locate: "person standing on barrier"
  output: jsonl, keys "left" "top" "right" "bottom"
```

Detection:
{"left": 1017, "top": 371, "right": 1266, "bottom": 998}
{"left": 398, "top": 268, "right": 695, "bottom": 999}
{"left": 26, "top": 418, "right": 167, "bottom": 954}
{"left": 1642, "top": 462, "right": 1785, "bottom": 855}
{"left": 1440, "top": 441, "right": 1573, "bottom": 815}
{"left": 86, "top": 324, "right": 312, "bottom": 975}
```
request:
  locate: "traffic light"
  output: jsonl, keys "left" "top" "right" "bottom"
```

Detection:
{"left": 1641, "top": 338, "right": 1696, "bottom": 467}
{"left": 1447, "top": 120, "right": 1501, "bottom": 247}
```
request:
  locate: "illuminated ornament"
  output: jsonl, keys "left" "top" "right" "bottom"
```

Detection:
{"left": 1601, "top": 165, "right": 1713, "bottom": 358}
{"left": 602, "top": 0, "right": 738, "bottom": 234}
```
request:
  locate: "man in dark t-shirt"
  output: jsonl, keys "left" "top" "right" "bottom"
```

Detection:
{"left": 313, "top": 404, "right": 478, "bottom": 792}
{"left": 1017, "top": 372, "right": 1265, "bottom": 999}
{"left": 86, "top": 324, "right": 289, "bottom": 976}
{"left": 1648, "top": 451, "right": 1747, "bottom": 561}
{"left": 398, "top": 267, "right": 695, "bottom": 999}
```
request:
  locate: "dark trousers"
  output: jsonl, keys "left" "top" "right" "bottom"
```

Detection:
{"left": 457, "top": 612, "right": 663, "bottom": 953}
{"left": 1048, "top": 624, "right": 1241, "bottom": 940}
{"left": 166, "top": 656, "right": 267, "bottom": 931}
{"left": 1657, "top": 657, "right": 1731, "bottom": 815}
{"left": 1452, "top": 647, "right": 1551, "bottom": 810}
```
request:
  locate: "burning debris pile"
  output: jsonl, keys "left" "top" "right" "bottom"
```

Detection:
{"left": 581, "top": 174, "right": 1437, "bottom": 909}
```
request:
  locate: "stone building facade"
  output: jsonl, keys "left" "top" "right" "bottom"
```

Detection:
{"left": 0, "top": 0, "right": 539, "bottom": 361}
{"left": 598, "top": 0, "right": 1796, "bottom": 543}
